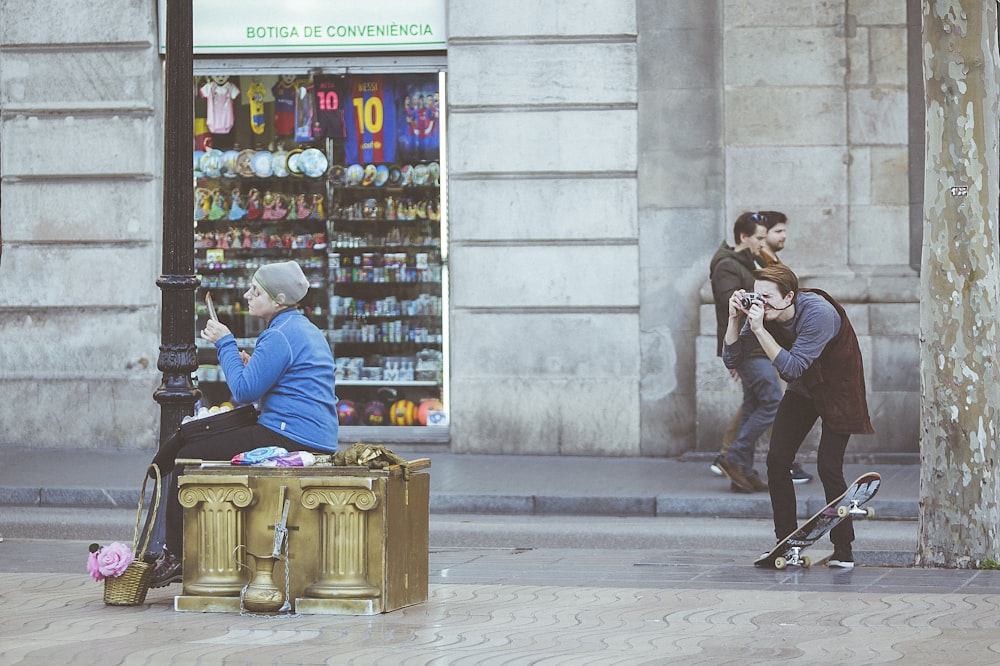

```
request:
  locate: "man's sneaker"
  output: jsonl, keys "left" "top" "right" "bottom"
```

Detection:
{"left": 710, "top": 455, "right": 724, "bottom": 477}
{"left": 717, "top": 457, "right": 754, "bottom": 493}
{"left": 790, "top": 462, "right": 813, "bottom": 484}
{"left": 730, "top": 481, "right": 753, "bottom": 494}
{"left": 828, "top": 549, "right": 855, "bottom": 569}
{"left": 151, "top": 549, "right": 182, "bottom": 588}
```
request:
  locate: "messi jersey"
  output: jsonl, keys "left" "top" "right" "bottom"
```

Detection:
{"left": 310, "top": 75, "right": 347, "bottom": 140}
{"left": 343, "top": 76, "right": 396, "bottom": 165}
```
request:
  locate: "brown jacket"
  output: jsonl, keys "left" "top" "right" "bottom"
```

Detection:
{"left": 792, "top": 288, "right": 874, "bottom": 435}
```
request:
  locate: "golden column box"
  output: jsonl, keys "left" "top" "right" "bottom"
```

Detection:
{"left": 173, "top": 459, "right": 429, "bottom": 615}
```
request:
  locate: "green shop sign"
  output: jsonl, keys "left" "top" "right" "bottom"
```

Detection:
{"left": 159, "top": 0, "right": 447, "bottom": 54}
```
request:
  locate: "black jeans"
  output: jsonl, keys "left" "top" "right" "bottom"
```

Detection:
{"left": 164, "top": 424, "right": 315, "bottom": 554}
{"left": 765, "top": 390, "right": 854, "bottom": 549}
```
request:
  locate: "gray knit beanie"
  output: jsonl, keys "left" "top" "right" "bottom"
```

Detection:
{"left": 253, "top": 261, "right": 309, "bottom": 305}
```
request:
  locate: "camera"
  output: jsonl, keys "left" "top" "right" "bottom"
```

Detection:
{"left": 740, "top": 292, "right": 764, "bottom": 309}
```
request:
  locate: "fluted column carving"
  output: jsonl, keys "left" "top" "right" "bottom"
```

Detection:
{"left": 179, "top": 481, "right": 253, "bottom": 596}
{"left": 300, "top": 486, "right": 379, "bottom": 598}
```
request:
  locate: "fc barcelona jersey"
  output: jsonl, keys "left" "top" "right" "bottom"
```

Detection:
{"left": 343, "top": 76, "right": 396, "bottom": 164}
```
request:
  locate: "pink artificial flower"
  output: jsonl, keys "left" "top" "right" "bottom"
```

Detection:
{"left": 91, "top": 542, "right": 135, "bottom": 580}
{"left": 87, "top": 550, "right": 104, "bottom": 582}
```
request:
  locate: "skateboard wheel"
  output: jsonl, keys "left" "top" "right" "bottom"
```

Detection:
{"left": 801, "top": 556, "right": 811, "bottom": 568}
{"left": 837, "top": 505, "right": 849, "bottom": 518}
{"left": 774, "top": 556, "right": 787, "bottom": 570}
{"left": 866, "top": 507, "right": 875, "bottom": 518}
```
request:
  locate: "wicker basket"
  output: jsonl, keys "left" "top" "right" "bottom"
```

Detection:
{"left": 103, "top": 464, "right": 161, "bottom": 606}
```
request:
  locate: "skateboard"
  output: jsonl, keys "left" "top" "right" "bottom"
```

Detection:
{"left": 754, "top": 472, "right": 880, "bottom": 569}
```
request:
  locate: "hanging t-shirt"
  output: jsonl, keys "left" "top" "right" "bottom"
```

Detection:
{"left": 272, "top": 79, "right": 297, "bottom": 136}
{"left": 343, "top": 75, "right": 396, "bottom": 164}
{"left": 199, "top": 80, "right": 240, "bottom": 134}
{"left": 246, "top": 80, "right": 266, "bottom": 135}
{"left": 310, "top": 75, "right": 347, "bottom": 140}
{"left": 294, "top": 83, "right": 314, "bottom": 143}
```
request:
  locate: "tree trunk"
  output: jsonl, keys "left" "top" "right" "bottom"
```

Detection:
{"left": 918, "top": 1, "right": 1000, "bottom": 568}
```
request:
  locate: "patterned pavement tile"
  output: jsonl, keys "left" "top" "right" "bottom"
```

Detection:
{"left": 4, "top": 572, "right": 1000, "bottom": 664}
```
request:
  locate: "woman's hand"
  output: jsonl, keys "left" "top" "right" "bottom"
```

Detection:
{"left": 201, "top": 319, "right": 232, "bottom": 344}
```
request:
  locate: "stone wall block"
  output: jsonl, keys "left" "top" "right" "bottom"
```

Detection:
{"left": 869, "top": 302, "right": 919, "bottom": 335}
{"left": 449, "top": 377, "right": 640, "bottom": 456}
{"left": 0, "top": 245, "right": 159, "bottom": 307}
{"left": 448, "top": 0, "right": 635, "bottom": 38}
{"left": 849, "top": 205, "right": 909, "bottom": 265}
{"left": 848, "top": 88, "right": 908, "bottom": 145}
{"left": 725, "top": 28, "right": 845, "bottom": 87}
{"left": 448, "top": 43, "right": 636, "bottom": 106}
{"left": 726, "top": 147, "right": 848, "bottom": 207}
{"left": 449, "top": 244, "right": 638, "bottom": 308}
{"left": 0, "top": 308, "right": 159, "bottom": 375}
{"left": 0, "top": 378, "right": 159, "bottom": 450}
{"left": 449, "top": 178, "right": 637, "bottom": 241}
{"left": 450, "top": 311, "right": 639, "bottom": 377}
{"left": 726, "top": 87, "right": 846, "bottom": 146}
{"left": 2, "top": 114, "right": 157, "bottom": 176}
{"left": 723, "top": 0, "right": 843, "bottom": 26}
{"left": 448, "top": 109, "right": 636, "bottom": 173}
{"left": 0, "top": 0, "right": 156, "bottom": 45}
{"left": 1, "top": 50, "right": 157, "bottom": 109}
{"left": 3, "top": 180, "right": 159, "bottom": 242}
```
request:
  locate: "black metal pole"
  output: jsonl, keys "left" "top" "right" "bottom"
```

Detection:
{"left": 154, "top": 0, "right": 200, "bottom": 443}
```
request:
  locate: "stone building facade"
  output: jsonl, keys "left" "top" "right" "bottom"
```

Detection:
{"left": 0, "top": 0, "right": 920, "bottom": 458}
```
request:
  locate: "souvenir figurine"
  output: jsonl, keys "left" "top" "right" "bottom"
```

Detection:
{"left": 208, "top": 189, "right": 228, "bottom": 220}
{"left": 194, "top": 188, "right": 211, "bottom": 220}
{"left": 295, "top": 194, "right": 312, "bottom": 220}
{"left": 246, "top": 188, "right": 263, "bottom": 220}
{"left": 310, "top": 193, "right": 325, "bottom": 220}
{"left": 228, "top": 189, "right": 248, "bottom": 221}
{"left": 242, "top": 228, "right": 253, "bottom": 249}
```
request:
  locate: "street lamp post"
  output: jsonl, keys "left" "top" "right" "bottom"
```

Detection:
{"left": 153, "top": 0, "right": 200, "bottom": 443}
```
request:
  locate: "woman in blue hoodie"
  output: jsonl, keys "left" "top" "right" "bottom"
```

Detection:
{"left": 153, "top": 260, "right": 338, "bottom": 587}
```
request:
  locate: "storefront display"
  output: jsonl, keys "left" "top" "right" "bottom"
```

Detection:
{"left": 193, "top": 70, "right": 445, "bottom": 436}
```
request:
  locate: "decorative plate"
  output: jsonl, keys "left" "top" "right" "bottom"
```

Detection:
{"left": 413, "top": 164, "right": 429, "bottom": 185}
{"left": 251, "top": 151, "right": 273, "bottom": 178}
{"left": 329, "top": 164, "right": 346, "bottom": 185}
{"left": 374, "top": 164, "right": 390, "bottom": 187}
{"left": 236, "top": 149, "right": 257, "bottom": 178}
{"left": 400, "top": 164, "right": 413, "bottom": 186}
{"left": 200, "top": 150, "right": 223, "bottom": 179}
{"left": 221, "top": 150, "right": 240, "bottom": 178}
{"left": 345, "top": 164, "right": 364, "bottom": 186}
{"left": 299, "top": 148, "right": 329, "bottom": 178}
{"left": 388, "top": 167, "right": 402, "bottom": 186}
{"left": 428, "top": 162, "right": 440, "bottom": 185}
{"left": 271, "top": 150, "right": 289, "bottom": 178}
{"left": 361, "top": 163, "right": 377, "bottom": 186}
{"left": 285, "top": 148, "right": 304, "bottom": 176}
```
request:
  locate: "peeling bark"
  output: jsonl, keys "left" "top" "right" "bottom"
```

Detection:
{"left": 918, "top": 1, "right": 1000, "bottom": 567}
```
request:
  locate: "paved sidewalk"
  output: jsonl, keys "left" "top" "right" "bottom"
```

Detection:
{"left": 0, "top": 447, "right": 919, "bottom": 520}
{"left": 2, "top": 540, "right": 1000, "bottom": 664}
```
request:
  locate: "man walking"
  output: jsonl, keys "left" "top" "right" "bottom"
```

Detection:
{"left": 709, "top": 212, "right": 775, "bottom": 492}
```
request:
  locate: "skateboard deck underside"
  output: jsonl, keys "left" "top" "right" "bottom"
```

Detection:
{"left": 754, "top": 472, "right": 881, "bottom": 568}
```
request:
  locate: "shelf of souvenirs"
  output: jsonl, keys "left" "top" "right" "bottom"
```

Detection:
{"left": 328, "top": 197, "right": 440, "bottom": 222}
{"left": 328, "top": 229, "right": 440, "bottom": 250}
{"left": 335, "top": 350, "right": 443, "bottom": 385}
{"left": 332, "top": 321, "right": 442, "bottom": 345}
{"left": 195, "top": 187, "right": 328, "bottom": 223}
{"left": 195, "top": 230, "right": 327, "bottom": 253}
{"left": 195, "top": 256, "right": 326, "bottom": 276}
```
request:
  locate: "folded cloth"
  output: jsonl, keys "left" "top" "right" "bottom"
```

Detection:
{"left": 231, "top": 446, "right": 288, "bottom": 465}
{"left": 257, "top": 451, "right": 317, "bottom": 467}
